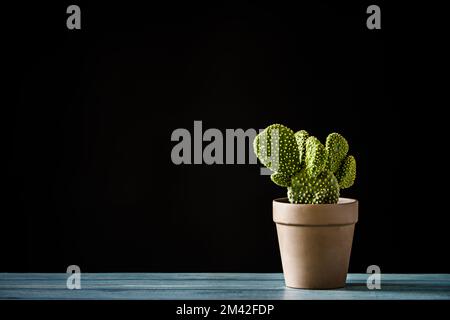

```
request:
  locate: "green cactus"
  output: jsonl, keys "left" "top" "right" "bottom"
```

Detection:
{"left": 288, "top": 169, "right": 340, "bottom": 204}
{"left": 305, "top": 136, "right": 327, "bottom": 178}
{"left": 325, "top": 133, "right": 349, "bottom": 173}
{"left": 253, "top": 124, "right": 300, "bottom": 178}
{"left": 335, "top": 155, "right": 356, "bottom": 189}
{"left": 254, "top": 125, "right": 356, "bottom": 204}
{"left": 294, "top": 130, "right": 309, "bottom": 165}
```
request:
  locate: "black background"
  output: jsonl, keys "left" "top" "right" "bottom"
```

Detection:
{"left": 2, "top": 1, "right": 448, "bottom": 273}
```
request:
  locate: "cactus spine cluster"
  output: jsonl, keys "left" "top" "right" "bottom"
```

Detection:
{"left": 253, "top": 124, "right": 356, "bottom": 204}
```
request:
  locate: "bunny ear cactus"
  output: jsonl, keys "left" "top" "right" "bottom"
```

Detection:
{"left": 253, "top": 124, "right": 356, "bottom": 204}
{"left": 253, "top": 124, "right": 300, "bottom": 188}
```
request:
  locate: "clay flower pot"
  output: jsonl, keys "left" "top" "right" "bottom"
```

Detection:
{"left": 273, "top": 197, "right": 358, "bottom": 289}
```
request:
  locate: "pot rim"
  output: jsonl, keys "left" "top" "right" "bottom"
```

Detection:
{"left": 273, "top": 197, "right": 357, "bottom": 207}
{"left": 273, "top": 197, "right": 358, "bottom": 226}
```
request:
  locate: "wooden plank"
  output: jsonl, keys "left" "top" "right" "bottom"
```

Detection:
{"left": 0, "top": 273, "right": 449, "bottom": 300}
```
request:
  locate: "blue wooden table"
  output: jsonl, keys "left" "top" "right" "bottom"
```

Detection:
{"left": 0, "top": 273, "right": 449, "bottom": 300}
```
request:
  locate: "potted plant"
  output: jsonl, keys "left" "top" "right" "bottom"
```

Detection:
{"left": 253, "top": 124, "right": 357, "bottom": 289}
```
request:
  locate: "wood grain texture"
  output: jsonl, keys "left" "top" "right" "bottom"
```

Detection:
{"left": 0, "top": 273, "right": 449, "bottom": 300}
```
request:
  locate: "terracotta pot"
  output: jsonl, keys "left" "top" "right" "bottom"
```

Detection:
{"left": 273, "top": 197, "right": 358, "bottom": 289}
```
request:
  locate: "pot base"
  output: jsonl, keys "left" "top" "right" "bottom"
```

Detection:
{"left": 285, "top": 285, "right": 345, "bottom": 290}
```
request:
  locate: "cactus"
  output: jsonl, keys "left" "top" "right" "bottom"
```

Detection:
{"left": 253, "top": 124, "right": 356, "bottom": 204}
{"left": 253, "top": 124, "right": 300, "bottom": 187}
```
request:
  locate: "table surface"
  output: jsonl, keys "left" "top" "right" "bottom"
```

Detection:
{"left": 1, "top": 273, "right": 449, "bottom": 300}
